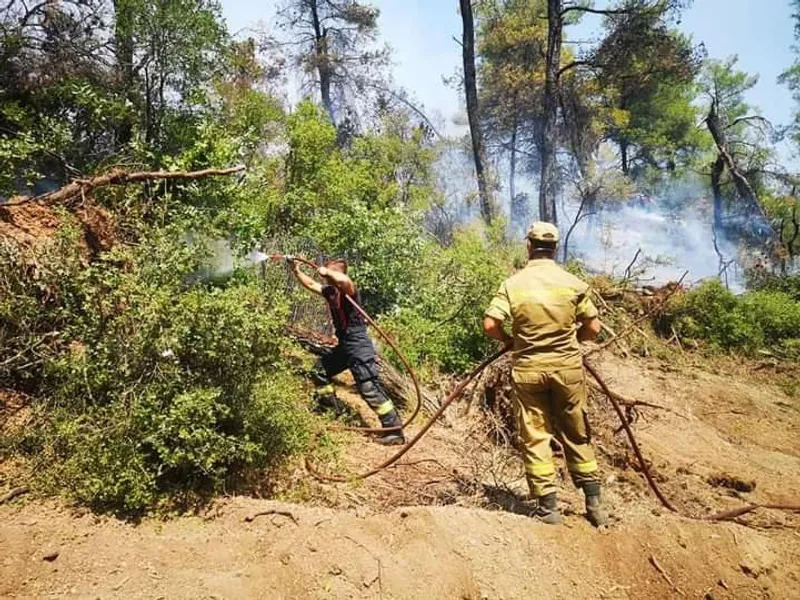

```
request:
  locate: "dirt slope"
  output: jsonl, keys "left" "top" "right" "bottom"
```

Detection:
{"left": 2, "top": 498, "right": 798, "bottom": 599}
{"left": 2, "top": 352, "right": 799, "bottom": 599}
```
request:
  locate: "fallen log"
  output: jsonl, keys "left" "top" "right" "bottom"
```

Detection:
{"left": 5, "top": 166, "right": 245, "bottom": 207}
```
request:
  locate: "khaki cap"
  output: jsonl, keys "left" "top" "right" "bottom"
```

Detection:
{"left": 526, "top": 221, "right": 560, "bottom": 243}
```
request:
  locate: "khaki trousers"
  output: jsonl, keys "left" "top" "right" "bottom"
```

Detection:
{"left": 512, "top": 367, "right": 599, "bottom": 497}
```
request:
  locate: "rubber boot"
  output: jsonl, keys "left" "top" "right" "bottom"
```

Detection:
{"left": 376, "top": 410, "right": 406, "bottom": 446}
{"left": 533, "top": 492, "right": 562, "bottom": 525}
{"left": 583, "top": 482, "right": 609, "bottom": 527}
{"left": 313, "top": 389, "right": 343, "bottom": 415}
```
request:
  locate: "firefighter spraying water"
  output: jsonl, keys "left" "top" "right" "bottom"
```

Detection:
{"left": 287, "top": 256, "right": 406, "bottom": 446}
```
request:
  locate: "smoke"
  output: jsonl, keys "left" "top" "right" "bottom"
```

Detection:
{"left": 574, "top": 205, "right": 735, "bottom": 288}
{"left": 489, "top": 168, "right": 784, "bottom": 292}
{"left": 562, "top": 183, "right": 770, "bottom": 293}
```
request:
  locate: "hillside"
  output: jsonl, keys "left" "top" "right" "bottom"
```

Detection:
{"left": 3, "top": 352, "right": 799, "bottom": 599}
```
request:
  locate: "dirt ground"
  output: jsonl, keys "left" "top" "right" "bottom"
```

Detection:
{"left": 2, "top": 351, "right": 800, "bottom": 599}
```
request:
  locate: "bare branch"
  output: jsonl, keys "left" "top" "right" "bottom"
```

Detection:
{"left": 6, "top": 166, "right": 246, "bottom": 207}
{"left": 558, "top": 59, "right": 596, "bottom": 78}
{"left": 362, "top": 83, "right": 442, "bottom": 139}
{"left": 725, "top": 115, "right": 773, "bottom": 131}
{"left": 560, "top": 4, "right": 630, "bottom": 18}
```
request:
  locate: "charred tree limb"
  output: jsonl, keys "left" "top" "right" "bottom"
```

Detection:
{"left": 711, "top": 154, "right": 725, "bottom": 230}
{"left": 705, "top": 104, "right": 765, "bottom": 220}
{"left": 6, "top": 166, "right": 245, "bottom": 207}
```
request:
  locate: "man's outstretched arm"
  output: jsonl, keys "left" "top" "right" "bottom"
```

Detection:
{"left": 290, "top": 261, "right": 324, "bottom": 295}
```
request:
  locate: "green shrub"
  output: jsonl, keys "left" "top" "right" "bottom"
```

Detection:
{"left": 662, "top": 279, "right": 800, "bottom": 358}
{"left": 746, "top": 271, "right": 800, "bottom": 302}
{"left": 382, "top": 225, "right": 517, "bottom": 374}
{"left": 741, "top": 290, "right": 800, "bottom": 347}
{"left": 1, "top": 226, "right": 311, "bottom": 514}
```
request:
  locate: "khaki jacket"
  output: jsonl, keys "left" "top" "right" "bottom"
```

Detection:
{"left": 485, "top": 259, "right": 598, "bottom": 377}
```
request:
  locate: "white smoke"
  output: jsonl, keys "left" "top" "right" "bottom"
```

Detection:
{"left": 561, "top": 182, "right": 775, "bottom": 293}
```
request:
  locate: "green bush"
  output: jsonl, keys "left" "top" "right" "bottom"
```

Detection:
{"left": 1, "top": 226, "right": 311, "bottom": 514}
{"left": 746, "top": 270, "right": 800, "bottom": 302}
{"left": 382, "top": 225, "right": 519, "bottom": 374}
{"left": 662, "top": 279, "right": 800, "bottom": 358}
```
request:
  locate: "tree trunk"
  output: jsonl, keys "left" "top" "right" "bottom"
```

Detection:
{"left": 706, "top": 103, "right": 763, "bottom": 218}
{"left": 538, "top": 0, "right": 562, "bottom": 225}
{"left": 113, "top": 0, "right": 135, "bottom": 146}
{"left": 710, "top": 153, "right": 725, "bottom": 231}
{"left": 310, "top": 0, "right": 335, "bottom": 123}
{"left": 620, "top": 139, "right": 629, "bottom": 175}
{"left": 460, "top": 0, "right": 495, "bottom": 224}
{"left": 509, "top": 123, "right": 517, "bottom": 207}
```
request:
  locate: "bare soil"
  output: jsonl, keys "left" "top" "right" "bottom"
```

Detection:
{"left": 2, "top": 351, "right": 800, "bottom": 599}
{"left": 0, "top": 200, "right": 116, "bottom": 253}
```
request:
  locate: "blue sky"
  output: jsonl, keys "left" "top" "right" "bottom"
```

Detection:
{"left": 221, "top": 0, "right": 798, "bottom": 141}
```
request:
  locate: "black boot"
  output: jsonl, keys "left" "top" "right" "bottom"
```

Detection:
{"left": 583, "top": 482, "right": 609, "bottom": 527}
{"left": 313, "top": 386, "right": 343, "bottom": 415}
{"left": 533, "top": 492, "right": 562, "bottom": 525}
{"left": 376, "top": 410, "right": 406, "bottom": 446}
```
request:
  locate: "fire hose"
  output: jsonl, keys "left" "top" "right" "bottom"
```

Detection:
{"left": 584, "top": 360, "right": 800, "bottom": 522}
{"left": 271, "top": 254, "right": 800, "bottom": 520}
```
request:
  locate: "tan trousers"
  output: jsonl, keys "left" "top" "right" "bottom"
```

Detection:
{"left": 512, "top": 367, "right": 599, "bottom": 498}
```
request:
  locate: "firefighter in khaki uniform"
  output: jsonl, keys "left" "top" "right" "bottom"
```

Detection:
{"left": 483, "top": 222, "right": 608, "bottom": 526}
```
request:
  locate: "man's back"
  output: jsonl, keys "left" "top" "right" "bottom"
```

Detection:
{"left": 488, "top": 259, "right": 596, "bottom": 374}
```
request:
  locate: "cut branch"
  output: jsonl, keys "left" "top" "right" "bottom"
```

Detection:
{"left": 6, "top": 166, "right": 246, "bottom": 207}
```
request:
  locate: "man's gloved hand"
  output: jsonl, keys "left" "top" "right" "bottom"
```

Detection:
{"left": 284, "top": 254, "right": 295, "bottom": 264}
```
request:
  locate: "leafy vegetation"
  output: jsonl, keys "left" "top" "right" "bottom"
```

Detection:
{"left": 661, "top": 280, "right": 800, "bottom": 359}
{"left": 1, "top": 223, "right": 312, "bottom": 513}
{"left": 2, "top": 0, "right": 800, "bottom": 515}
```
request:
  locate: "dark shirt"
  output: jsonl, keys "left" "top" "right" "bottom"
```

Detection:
{"left": 322, "top": 285, "right": 367, "bottom": 336}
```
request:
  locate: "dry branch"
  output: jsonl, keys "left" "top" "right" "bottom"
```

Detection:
{"left": 0, "top": 485, "right": 30, "bottom": 505}
{"left": 648, "top": 555, "right": 685, "bottom": 597}
{"left": 587, "top": 379, "right": 687, "bottom": 419}
{"left": 6, "top": 166, "right": 246, "bottom": 207}
{"left": 244, "top": 509, "right": 298, "bottom": 525}
{"left": 584, "top": 271, "right": 687, "bottom": 357}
